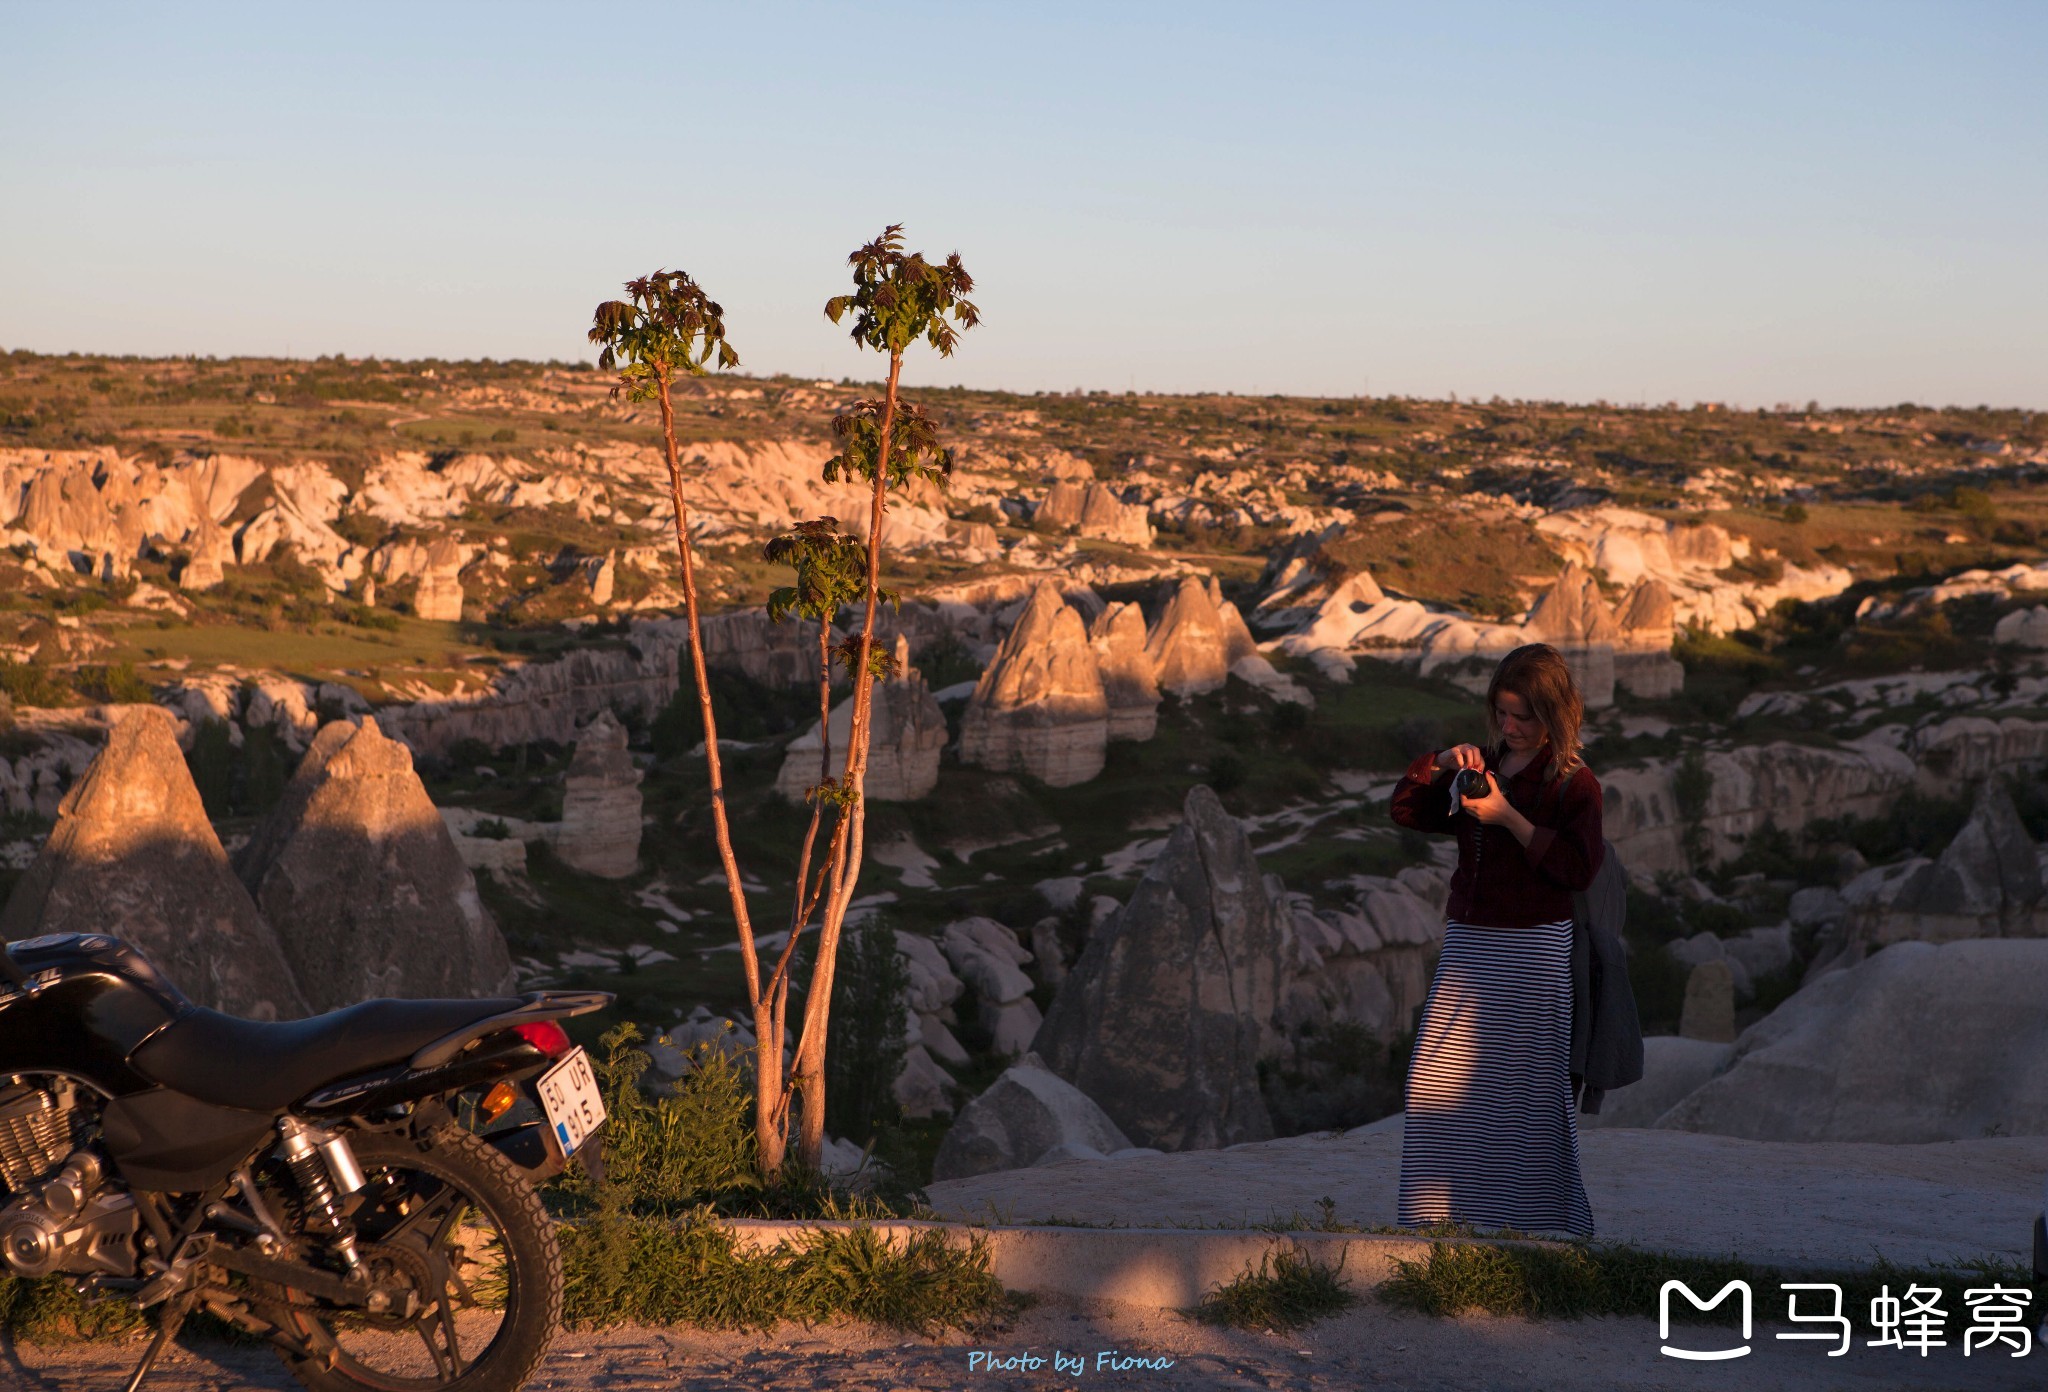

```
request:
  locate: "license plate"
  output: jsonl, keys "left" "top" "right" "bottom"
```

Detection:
{"left": 537, "top": 1047, "right": 606, "bottom": 1156}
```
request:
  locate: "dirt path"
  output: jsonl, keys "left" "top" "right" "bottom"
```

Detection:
{"left": 11, "top": 1300, "right": 2037, "bottom": 1392}
{"left": 926, "top": 1121, "right": 2046, "bottom": 1270}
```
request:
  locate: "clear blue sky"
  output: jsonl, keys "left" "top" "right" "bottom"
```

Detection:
{"left": 3, "top": 2, "right": 2042, "bottom": 407}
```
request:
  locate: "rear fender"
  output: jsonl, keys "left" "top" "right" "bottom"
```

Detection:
{"left": 296, "top": 1035, "right": 545, "bottom": 1118}
{"left": 408, "top": 991, "right": 613, "bottom": 1070}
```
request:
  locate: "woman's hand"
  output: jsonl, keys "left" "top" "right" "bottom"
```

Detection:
{"left": 1464, "top": 772, "right": 1536, "bottom": 845}
{"left": 1434, "top": 744, "right": 1485, "bottom": 772}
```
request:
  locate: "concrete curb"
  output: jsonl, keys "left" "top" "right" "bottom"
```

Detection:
{"left": 722, "top": 1220, "right": 1559, "bottom": 1309}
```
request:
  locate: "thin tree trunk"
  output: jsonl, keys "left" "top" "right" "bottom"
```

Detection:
{"left": 653, "top": 374, "right": 783, "bottom": 1176}
{"left": 791, "top": 353, "right": 904, "bottom": 1168}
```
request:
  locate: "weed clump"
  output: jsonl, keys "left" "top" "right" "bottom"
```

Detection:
{"left": 1194, "top": 1248, "right": 1357, "bottom": 1331}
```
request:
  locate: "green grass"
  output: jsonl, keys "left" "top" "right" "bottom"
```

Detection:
{"left": 108, "top": 615, "right": 483, "bottom": 686}
{"left": 1193, "top": 1248, "right": 1360, "bottom": 1331}
{"left": 559, "top": 1203, "right": 1010, "bottom": 1332}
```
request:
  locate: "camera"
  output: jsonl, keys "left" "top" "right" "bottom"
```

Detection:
{"left": 1449, "top": 767, "right": 1491, "bottom": 815}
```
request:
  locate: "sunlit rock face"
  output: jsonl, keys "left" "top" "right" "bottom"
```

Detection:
{"left": 1088, "top": 601, "right": 1161, "bottom": 741}
{"left": 1145, "top": 576, "right": 1255, "bottom": 697}
{"left": 959, "top": 581, "right": 1109, "bottom": 788}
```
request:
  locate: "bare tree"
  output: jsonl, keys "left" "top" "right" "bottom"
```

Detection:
{"left": 587, "top": 229, "right": 974, "bottom": 1176}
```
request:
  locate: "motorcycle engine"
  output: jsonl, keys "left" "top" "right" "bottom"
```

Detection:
{"left": 0, "top": 1079, "right": 79, "bottom": 1193}
{"left": 0, "top": 1078, "right": 137, "bottom": 1279}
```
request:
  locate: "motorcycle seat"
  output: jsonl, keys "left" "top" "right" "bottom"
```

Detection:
{"left": 131, "top": 997, "right": 523, "bottom": 1111}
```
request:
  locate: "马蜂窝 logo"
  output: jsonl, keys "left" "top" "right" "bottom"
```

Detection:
{"left": 1660, "top": 1279, "right": 1751, "bottom": 1361}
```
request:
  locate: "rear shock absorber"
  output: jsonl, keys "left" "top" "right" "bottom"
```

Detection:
{"left": 276, "top": 1117, "right": 368, "bottom": 1272}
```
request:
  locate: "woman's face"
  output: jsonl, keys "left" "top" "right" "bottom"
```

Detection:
{"left": 1493, "top": 689, "right": 1544, "bottom": 753}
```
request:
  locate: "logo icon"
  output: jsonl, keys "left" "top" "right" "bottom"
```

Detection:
{"left": 1660, "top": 1279, "right": 1752, "bottom": 1361}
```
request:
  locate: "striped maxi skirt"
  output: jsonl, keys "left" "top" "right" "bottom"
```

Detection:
{"left": 1396, "top": 918, "right": 1594, "bottom": 1237}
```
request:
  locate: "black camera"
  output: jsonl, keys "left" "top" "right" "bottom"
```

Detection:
{"left": 1449, "top": 767, "right": 1491, "bottom": 814}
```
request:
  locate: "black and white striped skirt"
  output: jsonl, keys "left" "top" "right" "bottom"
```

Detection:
{"left": 1396, "top": 918, "right": 1594, "bottom": 1237}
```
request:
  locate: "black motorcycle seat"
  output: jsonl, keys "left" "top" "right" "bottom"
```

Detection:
{"left": 131, "top": 998, "right": 523, "bottom": 1111}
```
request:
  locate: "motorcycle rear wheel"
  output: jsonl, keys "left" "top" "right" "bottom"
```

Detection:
{"left": 259, "top": 1126, "right": 561, "bottom": 1392}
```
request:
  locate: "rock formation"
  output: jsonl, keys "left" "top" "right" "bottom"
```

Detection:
{"left": 1678, "top": 961, "right": 1736, "bottom": 1042}
{"left": 1274, "top": 870, "right": 1447, "bottom": 1048}
{"left": 1665, "top": 924, "right": 1794, "bottom": 1001}
{"left": 1994, "top": 606, "right": 2048, "bottom": 649}
{"left": 1613, "top": 578, "right": 1683, "bottom": 698}
{"left": 697, "top": 609, "right": 827, "bottom": 689}
{"left": 1822, "top": 780, "right": 2045, "bottom": 973}
{"left": 1656, "top": 939, "right": 2048, "bottom": 1141}
{"left": 236, "top": 717, "right": 516, "bottom": 1011}
{"left": 959, "top": 581, "right": 1109, "bottom": 787}
{"left": 774, "top": 637, "right": 947, "bottom": 803}
{"left": 1535, "top": 504, "right": 1853, "bottom": 635}
{"left": 372, "top": 619, "right": 692, "bottom": 756}
{"left": 932, "top": 1053, "right": 1136, "bottom": 1181}
{"left": 1144, "top": 576, "right": 1257, "bottom": 697}
{"left": 0, "top": 707, "right": 306, "bottom": 1019}
{"left": 554, "top": 711, "right": 643, "bottom": 877}
{"left": 178, "top": 518, "right": 233, "bottom": 592}
{"left": 1579, "top": 1036, "right": 1733, "bottom": 1130}
{"left": 1522, "top": 563, "right": 1618, "bottom": 708}
{"left": 1033, "top": 785, "right": 1281, "bottom": 1150}
{"left": 940, "top": 917, "right": 1041, "bottom": 1058}
{"left": 1602, "top": 739, "right": 1918, "bottom": 874}
{"left": 413, "top": 537, "right": 467, "bottom": 621}
{"left": 1033, "top": 482, "right": 1152, "bottom": 547}
{"left": 896, "top": 928, "right": 970, "bottom": 1091}
{"left": 1087, "top": 602, "right": 1160, "bottom": 741}
{"left": 588, "top": 551, "right": 616, "bottom": 605}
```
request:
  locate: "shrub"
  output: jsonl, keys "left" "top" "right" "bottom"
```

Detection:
{"left": 74, "top": 662, "right": 152, "bottom": 704}
{"left": 825, "top": 920, "right": 910, "bottom": 1145}
{"left": 187, "top": 718, "right": 235, "bottom": 818}
{"left": 1672, "top": 749, "right": 1713, "bottom": 867}
{"left": 241, "top": 723, "right": 289, "bottom": 813}
{"left": 913, "top": 632, "right": 983, "bottom": 692}
{"left": 1208, "top": 751, "right": 1247, "bottom": 794}
{"left": 568, "top": 1024, "right": 759, "bottom": 1211}
{"left": 650, "top": 665, "right": 817, "bottom": 754}
{"left": 0, "top": 660, "right": 71, "bottom": 708}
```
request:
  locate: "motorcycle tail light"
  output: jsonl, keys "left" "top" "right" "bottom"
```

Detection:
{"left": 512, "top": 1021, "right": 572, "bottom": 1057}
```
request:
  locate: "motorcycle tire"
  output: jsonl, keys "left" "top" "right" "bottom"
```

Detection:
{"left": 260, "top": 1125, "right": 562, "bottom": 1392}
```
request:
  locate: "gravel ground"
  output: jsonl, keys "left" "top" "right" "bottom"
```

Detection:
{"left": 11, "top": 1300, "right": 2039, "bottom": 1392}
{"left": 926, "top": 1121, "right": 2047, "bottom": 1269}
{"left": 16, "top": 1124, "right": 2042, "bottom": 1389}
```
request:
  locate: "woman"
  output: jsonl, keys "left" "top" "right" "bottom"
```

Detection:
{"left": 1390, "top": 642, "right": 1603, "bottom": 1237}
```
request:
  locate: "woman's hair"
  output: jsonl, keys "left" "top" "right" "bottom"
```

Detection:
{"left": 1485, "top": 643, "right": 1584, "bottom": 780}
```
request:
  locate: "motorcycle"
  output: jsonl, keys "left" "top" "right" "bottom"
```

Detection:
{"left": 0, "top": 931, "right": 613, "bottom": 1392}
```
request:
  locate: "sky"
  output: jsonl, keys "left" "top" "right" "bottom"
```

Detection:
{"left": 2, "top": 2, "right": 2043, "bottom": 407}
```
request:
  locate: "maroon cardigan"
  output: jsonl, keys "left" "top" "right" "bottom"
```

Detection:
{"left": 1389, "top": 747, "right": 1605, "bottom": 928}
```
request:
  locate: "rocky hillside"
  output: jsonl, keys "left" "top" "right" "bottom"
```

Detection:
{"left": 3, "top": 348, "right": 2048, "bottom": 1179}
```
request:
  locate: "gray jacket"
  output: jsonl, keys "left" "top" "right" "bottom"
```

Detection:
{"left": 1570, "top": 838, "right": 1644, "bottom": 1113}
